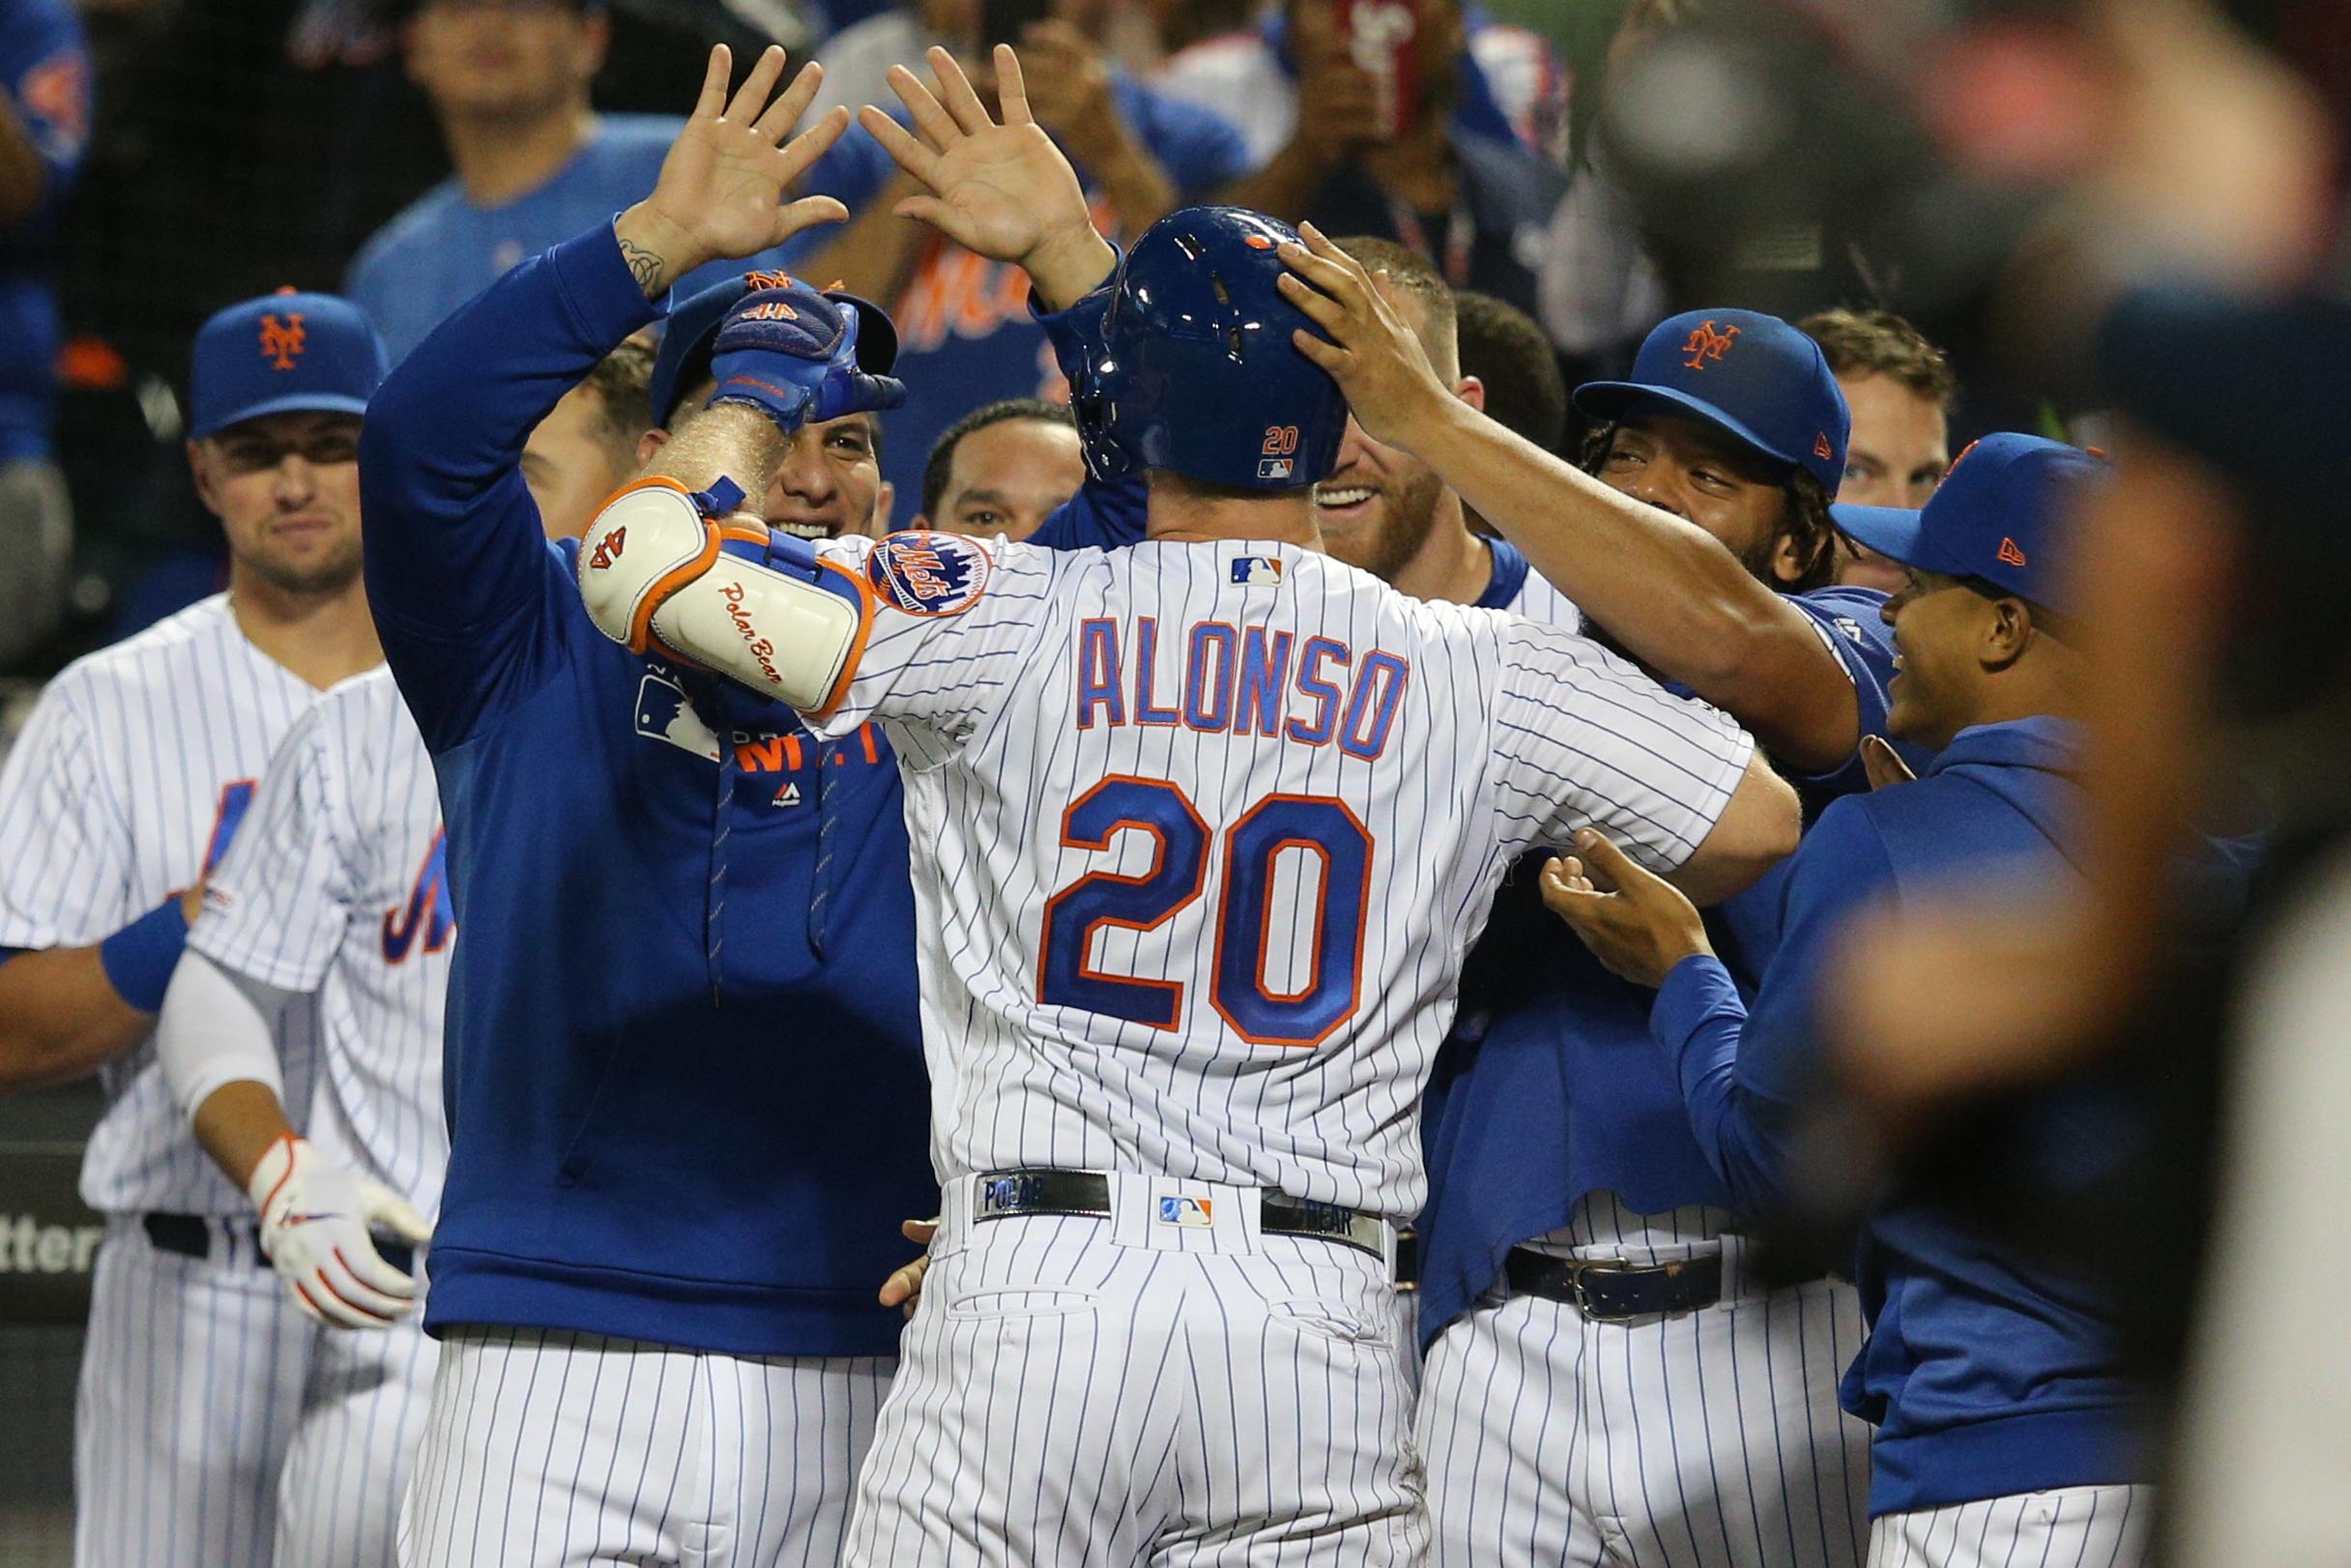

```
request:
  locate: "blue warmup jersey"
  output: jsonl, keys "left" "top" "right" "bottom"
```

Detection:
{"left": 346, "top": 115, "right": 800, "bottom": 363}
{"left": 1649, "top": 718, "right": 2143, "bottom": 1515}
{"left": 0, "top": 0, "right": 88, "bottom": 463}
{"left": 790, "top": 75, "right": 1249, "bottom": 506}
{"left": 1417, "top": 584, "right": 1923, "bottom": 1346}
{"left": 359, "top": 223, "right": 1142, "bottom": 1356}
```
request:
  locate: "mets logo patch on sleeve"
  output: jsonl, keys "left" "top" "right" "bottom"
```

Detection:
{"left": 866, "top": 530, "right": 993, "bottom": 617}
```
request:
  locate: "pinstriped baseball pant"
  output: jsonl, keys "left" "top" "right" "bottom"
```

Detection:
{"left": 396, "top": 1328, "right": 892, "bottom": 1568}
{"left": 74, "top": 1217, "right": 310, "bottom": 1568}
{"left": 1867, "top": 1485, "right": 2153, "bottom": 1568}
{"left": 845, "top": 1184, "right": 1428, "bottom": 1566}
{"left": 276, "top": 1307, "right": 439, "bottom": 1567}
{"left": 1418, "top": 1267, "right": 1872, "bottom": 1567}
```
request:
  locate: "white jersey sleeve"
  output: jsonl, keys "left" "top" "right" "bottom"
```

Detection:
{"left": 1488, "top": 617, "right": 1756, "bottom": 874}
{"left": 189, "top": 697, "right": 356, "bottom": 995}
{"left": 0, "top": 674, "right": 135, "bottom": 947}
{"left": 812, "top": 531, "right": 1059, "bottom": 769}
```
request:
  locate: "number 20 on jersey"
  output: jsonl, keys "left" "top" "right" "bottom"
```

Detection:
{"left": 1038, "top": 776, "right": 1372, "bottom": 1048}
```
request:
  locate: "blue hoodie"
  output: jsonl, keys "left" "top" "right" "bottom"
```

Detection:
{"left": 1417, "top": 585, "right": 1912, "bottom": 1345}
{"left": 1648, "top": 717, "right": 2146, "bottom": 1515}
{"left": 359, "top": 222, "right": 1142, "bottom": 1356}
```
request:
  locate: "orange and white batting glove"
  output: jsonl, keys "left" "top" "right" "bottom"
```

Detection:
{"left": 247, "top": 1133, "right": 431, "bottom": 1330}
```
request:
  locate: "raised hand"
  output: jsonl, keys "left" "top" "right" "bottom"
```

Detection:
{"left": 857, "top": 45, "right": 1116, "bottom": 308}
{"left": 1276, "top": 221, "right": 1455, "bottom": 450}
{"left": 615, "top": 45, "right": 853, "bottom": 299}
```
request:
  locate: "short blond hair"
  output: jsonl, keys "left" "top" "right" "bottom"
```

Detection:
{"left": 1799, "top": 308, "right": 1956, "bottom": 413}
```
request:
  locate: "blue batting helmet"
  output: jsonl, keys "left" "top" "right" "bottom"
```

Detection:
{"left": 1074, "top": 207, "right": 1346, "bottom": 491}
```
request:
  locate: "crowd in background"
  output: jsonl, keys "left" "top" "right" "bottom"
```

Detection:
{"left": 0, "top": 0, "right": 2033, "bottom": 694}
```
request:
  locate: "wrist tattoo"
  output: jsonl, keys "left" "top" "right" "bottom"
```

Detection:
{"left": 619, "top": 236, "right": 669, "bottom": 293}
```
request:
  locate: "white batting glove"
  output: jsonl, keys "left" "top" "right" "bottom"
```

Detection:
{"left": 247, "top": 1133, "right": 431, "bottom": 1330}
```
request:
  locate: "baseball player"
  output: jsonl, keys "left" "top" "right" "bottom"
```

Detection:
{"left": 152, "top": 662, "right": 449, "bottom": 1568}
{"left": 0, "top": 290, "right": 390, "bottom": 1567}
{"left": 354, "top": 47, "right": 1147, "bottom": 1566}
{"left": 1312, "top": 235, "right": 1578, "bottom": 632}
{"left": 1288, "top": 256, "right": 1911, "bottom": 1561}
{"left": 570, "top": 47, "right": 1800, "bottom": 1562}
{"left": 1546, "top": 436, "right": 2150, "bottom": 1567}
{"left": 848, "top": 230, "right": 1590, "bottom": 1338}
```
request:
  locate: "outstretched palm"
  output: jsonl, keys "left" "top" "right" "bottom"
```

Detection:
{"left": 859, "top": 46, "right": 1094, "bottom": 269}
{"left": 643, "top": 45, "right": 852, "bottom": 272}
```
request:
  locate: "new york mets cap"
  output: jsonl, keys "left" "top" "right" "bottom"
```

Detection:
{"left": 650, "top": 269, "right": 899, "bottom": 429}
{"left": 1574, "top": 308, "right": 1850, "bottom": 492}
{"left": 1832, "top": 432, "right": 2106, "bottom": 614}
{"left": 189, "top": 289, "right": 389, "bottom": 440}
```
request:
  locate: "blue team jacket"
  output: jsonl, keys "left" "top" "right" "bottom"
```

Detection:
{"left": 1651, "top": 717, "right": 2144, "bottom": 1514}
{"left": 359, "top": 224, "right": 1140, "bottom": 1356}
{"left": 1417, "top": 587, "right": 1907, "bottom": 1346}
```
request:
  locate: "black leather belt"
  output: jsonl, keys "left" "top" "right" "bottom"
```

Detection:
{"left": 972, "top": 1170, "right": 1389, "bottom": 1261}
{"left": 143, "top": 1212, "right": 263, "bottom": 1266}
{"left": 142, "top": 1211, "right": 415, "bottom": 1276}
{"left": 1505, "top": 1245, "right": 1723, "bottom": 1321}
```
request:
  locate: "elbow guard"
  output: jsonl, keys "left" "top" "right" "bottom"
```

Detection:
{"left": 577, "top": 477, "right": 873, "bottom": 715}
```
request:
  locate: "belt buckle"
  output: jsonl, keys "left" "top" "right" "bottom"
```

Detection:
{"left": 1568, "top": 1257, "right": 1633, "bottom": 1318}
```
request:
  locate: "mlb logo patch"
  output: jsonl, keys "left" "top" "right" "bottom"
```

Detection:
{"left": 1231, "top": 557, "right": 1284, "bottom": 587}
{"left": 1257, "top": 457, "right": 1293, "bottom": 480}
{"left": 1157, "top": 1196, "right": 1214, "bottom": 1229}
{"left": 634, "top": 670, "right": 721, "bottom": 761}
{"left": 867, "top": 529, "right": 993, "bottom": 617}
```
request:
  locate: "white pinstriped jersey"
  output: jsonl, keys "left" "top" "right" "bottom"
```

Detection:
{"left": 811, "top": 533, "right": 1756, "bottom": 1218}
{"left": 190, "top": 666, "right": 451, "bottom": 1216}
{"left": 1499, "top": 558, "right": 1582, "bottom": 632}
{"left": 0, "top": 595, "right": 322, "bottom": 1215}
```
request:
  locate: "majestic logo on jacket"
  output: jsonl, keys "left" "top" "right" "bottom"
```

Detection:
{"left": 258, "top": 313, "right": 307, "bottom": 371}
{"left": 382, "top": 828, "right": 454, "bottom": 965}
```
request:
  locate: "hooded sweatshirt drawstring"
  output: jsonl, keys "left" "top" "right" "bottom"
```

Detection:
{"left": 707, "top": 728, "right": 735, "bottom": 1007}
{"left": 806, "top": 735, "right": 837, "bottom": 960}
